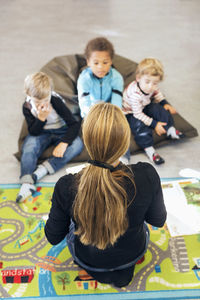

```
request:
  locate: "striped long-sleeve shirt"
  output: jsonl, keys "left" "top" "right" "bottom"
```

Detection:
{"left": 122, "top": 81, "right": 167, "bottom": 128}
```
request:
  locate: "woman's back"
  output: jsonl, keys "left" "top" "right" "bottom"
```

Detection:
{"left": 46, "top": 161, "right": 166, "bottom": 268}
{"left": 45, "top": 103, "right": 166, "bottom": 287}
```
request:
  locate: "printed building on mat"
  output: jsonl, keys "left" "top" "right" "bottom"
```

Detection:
{"left": 74, "top": 270, "right": 98, "bottom": 290}
{"left": 1, "top": 266, "right": 35, "bottom": 284}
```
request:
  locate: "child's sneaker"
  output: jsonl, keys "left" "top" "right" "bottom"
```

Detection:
{"left": 175, "top": 130, "right": 185, "bottom": 139}
{"left": 16, "top": 183, "right": 36, "bottom": 203}
{"left": 153, "top": 153, "right": 165, "bottom": 165}
{"left": 144, "top": 146, "right": 165, "bottom": 165}
{"left": 167, "top": 126, "right": 185, "bottom": 140}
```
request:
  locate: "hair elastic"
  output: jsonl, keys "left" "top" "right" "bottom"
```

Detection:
{"left": 88, "top": 160, "right": 116, "bottom": 172}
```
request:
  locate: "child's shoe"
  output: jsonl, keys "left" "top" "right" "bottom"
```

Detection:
{"left": 16, "top": 183, "right": 36, "bottom": 203}
{"left": 175, "top": 129, "right": 185, "bottom": 139}
{"left": 145, "top": 146, "right": 165, "bottom": 165}
{"left": 167, "top": 126, "right": 185, "bottom": 140}
{"left": 152, "top": 153, "right": 165, "bottom": 165}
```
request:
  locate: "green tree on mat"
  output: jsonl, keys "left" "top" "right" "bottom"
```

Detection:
{"left": 56, "top": 273, "right": 70, "bottom": 290}
{"left": 26, "top": 216, "right": 36, "bottom": 227}
{"left": 44, "top": 192, "right": 52, "bottom": 203}
{"left": 34, "top": 232, "right": 42, "bottom": 240}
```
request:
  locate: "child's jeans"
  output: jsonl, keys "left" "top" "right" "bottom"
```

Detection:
{"left": 20, "top": 126, "right": 83, "bottom": 182}
{"left": 126, "top": 103, "right": 174, "bottom": 149}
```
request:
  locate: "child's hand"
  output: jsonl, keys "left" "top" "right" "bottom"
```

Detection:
{"left": 53, "top": 142, "right": 68, "bottom": 157}
{"left": 164, "top": 104, "right": 177, "bottom": 114}
{"left": 37, "top": 103, "right": 52, "bottom": 121}
{"left": 155, "top": 121, "right": 167, "bottom": 136}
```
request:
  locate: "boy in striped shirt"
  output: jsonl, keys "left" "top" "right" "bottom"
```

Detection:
{"left": 123, "top": 58, "right": 183, "bottom": 165}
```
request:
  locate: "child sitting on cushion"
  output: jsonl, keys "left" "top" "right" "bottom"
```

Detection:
{"left": 77, "top": 37, "right": 124, "bottom": 118}
{"left": 16, "top": 72, "right": 83, "bottom": 203}
{"left": 123, "top": 58, "right": 184, "bottom": 165}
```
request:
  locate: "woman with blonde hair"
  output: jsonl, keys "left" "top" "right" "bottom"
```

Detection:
{"left": 45, "top": 102, "right": 166, "bottom": 287}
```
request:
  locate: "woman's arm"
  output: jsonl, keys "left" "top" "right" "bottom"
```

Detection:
{"left": 45, "top": 175, "right": 74, "bottom": 245}
{"left": 144, "top": 164, "right": 167, "bottom": 227}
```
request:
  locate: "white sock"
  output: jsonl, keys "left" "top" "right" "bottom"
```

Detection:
{"left": 167, "top": 126, "right": 179, "bottom": 139}
{"left": 33, "top": 164, "right": 48, "bottom": 182}
{"left": 144, "top": 146, "right": 155, "bottom": 161}
{"left": 17, "top": 183, "right": 36, "bottom": 202}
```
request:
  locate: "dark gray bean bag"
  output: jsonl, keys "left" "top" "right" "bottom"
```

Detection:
{"left": 14, "top": 54, "right": 198, "bottom": 163}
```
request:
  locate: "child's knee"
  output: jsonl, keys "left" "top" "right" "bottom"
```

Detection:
{"left": 135, "top": 131, "right": 153, "bottom": 149}
{"left": 72, "top": 137, "right": 84, "bottom": 152}
{"left": 23, "top": 139, "right": 37, "bottom": 152}
{"left": 22, "top": 136, "right": 41, "bottom": 153}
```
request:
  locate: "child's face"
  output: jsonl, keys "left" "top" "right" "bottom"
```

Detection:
{"left": 32, "top": 95, "right": 51, "bottom": 110}
{"left": 137, "top": 74, "right": 160, "bottom": 94}
{"left": 87, "top": 51, "right": 112, "bottom": 78}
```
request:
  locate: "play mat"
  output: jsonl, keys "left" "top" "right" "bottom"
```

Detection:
{"left": 0, "top": 182, "right": 200, "bottom": 299}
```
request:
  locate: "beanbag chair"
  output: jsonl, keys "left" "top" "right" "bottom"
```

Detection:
{"left": 14, "top": 54, "right": 198, "bottom": 163}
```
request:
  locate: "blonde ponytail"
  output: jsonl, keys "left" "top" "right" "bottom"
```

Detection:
{"left": 73, "top": 103, "right": 135, "bottom": 250}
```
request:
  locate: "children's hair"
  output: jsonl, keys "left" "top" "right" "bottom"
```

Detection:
{"left": 24, "top": 72, "right": 53, "bottom": 99}
{"left": 136, "top": 58, "right": 164, "bottom": 81}
{"left": 73, "top": 102, "right": 135, "bottom": 250}
{"left": 84, "top": 37, "right": 115, "bottom": 60}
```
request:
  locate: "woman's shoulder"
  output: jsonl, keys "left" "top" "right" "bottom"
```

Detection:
{"left": 128, "top": 162, "right": 159, "bottom": 182}
{"left": 54, "top": 173, "right": 77, "bottom": 199}
{"left": 126, "top": 163, "right": 161, "bottom": 199}
{"left": 55, "top": 173, "right": 76, "bottom": 189}
{"left": 53, "top": 174, "right": 77, "bottom": 210}
{"left": 129, "top": 161, "right": 155, "bottom": 171}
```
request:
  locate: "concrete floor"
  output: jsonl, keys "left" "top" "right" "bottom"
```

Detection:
{"left": 0, "top": 0, "right": 200, "bottom": 184}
